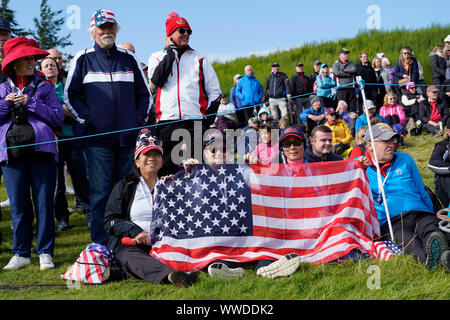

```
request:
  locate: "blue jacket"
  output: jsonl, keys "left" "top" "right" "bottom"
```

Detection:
{"left": 65, "top": 43, "right": 151, "bottom": 148}
{"left": 394, "top": 58, "right": 419, "bottom": 83}
{"left": 235, "top": 74, "right": 263, "bottom": 108}
{"left": 364, "top": 152, "right": 434, "bottom": 227}
{"left": 299, "top": 106, "right": 326, "bottom": 123}
{"left": 230, "top": 86, "right": 242, "bottom": 109}
{"left": 316, "top": 64, "right": 336, "bottom": 98}
{"left": 355, "top": 113, "right": 387, "bottom": 132}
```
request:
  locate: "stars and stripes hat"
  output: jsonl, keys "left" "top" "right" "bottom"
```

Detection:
{"left": 90, "top": 9, "right": 118, "bottom": 28}
{"left": 134, "top": 129, "right": 163, "bottom": 159}
{"left": 203, "top": 131, "right": 225, "bottom": 149}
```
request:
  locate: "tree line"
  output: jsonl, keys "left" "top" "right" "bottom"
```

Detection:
{"left": 0, "top": 0, "right": 72, "bottom": 57}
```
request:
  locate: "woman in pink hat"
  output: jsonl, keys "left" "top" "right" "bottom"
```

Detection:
{"left": 0, "top": 37, "right": 64, "bottom": 271}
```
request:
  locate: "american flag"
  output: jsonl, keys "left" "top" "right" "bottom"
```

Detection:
{"left": 149, "top": 161, "right": 400, "bottom": 272}
{"left": 61, "top": 244, "right": 113, "bottom": 284}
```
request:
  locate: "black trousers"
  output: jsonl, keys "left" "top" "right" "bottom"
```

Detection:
{"left": 292, "top": 98, "right": 311, "bottom": 125}
{"left": 236, "top": 106, "right": 254, "bottom": 127}
{"left": 434, "top": 174, "right": 450, "bottom": 207}
{"left": 156, "top": 119, "right": 204, "bottom": 176}
{"left": 115, "top": 244, "right": 175, "bottom": 284}
{"left": 380, "top": 210, "right": 440, "bottom": 264}
{"left": 336, "top": 88, "right": 358, "bottom": 114}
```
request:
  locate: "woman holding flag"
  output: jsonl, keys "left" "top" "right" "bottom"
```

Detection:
{"left": 103, "top": 129, "right": 199, "bottom": 287}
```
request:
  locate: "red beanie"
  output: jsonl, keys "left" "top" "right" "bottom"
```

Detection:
{"left": 165, "top": 11, "right": 191, "bottom": 36}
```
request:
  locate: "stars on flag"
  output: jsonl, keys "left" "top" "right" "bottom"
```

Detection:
{"left": 152, "top": 164, "right": 252, "bottom": 241}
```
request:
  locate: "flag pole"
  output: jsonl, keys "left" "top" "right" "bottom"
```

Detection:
{"left": 356, "top": 76, "right": 395, "bottom": 242}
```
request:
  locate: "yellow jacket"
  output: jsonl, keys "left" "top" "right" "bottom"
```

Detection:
{"left": 325, "top": 119, "right": 353, "bottom": 146}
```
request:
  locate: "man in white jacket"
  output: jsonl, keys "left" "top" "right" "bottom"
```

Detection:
{"left": 147, "top": 12, "right": 222, "bottom": 175}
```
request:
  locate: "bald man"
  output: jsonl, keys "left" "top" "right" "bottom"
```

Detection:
{"left": 118, "top": 42, "right": 136, "bottom": 53}
{"left": 47, "top": 48, "right": 68, "bottom": 84}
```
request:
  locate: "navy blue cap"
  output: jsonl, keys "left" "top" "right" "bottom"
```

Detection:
{"left": 279, "top": 126, "right": 306, "bottom": 144}
{"left": 0, "top": 18, "right": 11, "bottom": 33}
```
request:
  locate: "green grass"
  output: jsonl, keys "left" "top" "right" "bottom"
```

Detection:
{"left": 212, "top": 25, "right": 450, "bottom": 97}
{"left": 0, "top": 132, "right": 449, "bottom": 300}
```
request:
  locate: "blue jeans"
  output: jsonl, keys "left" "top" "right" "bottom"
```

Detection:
{"left": 1, "top": 153, "right": 57, "bottom": 257}
{"left": 84, "top": 146, "right": 134, "bottom": 244}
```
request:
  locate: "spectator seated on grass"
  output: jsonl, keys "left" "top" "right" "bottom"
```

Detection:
{"left": 104, "top": 129, "right": 199, "bottom": 287}
{"left": 428, "top": 117, "right": 450, "bottom": 208}
{"left": 304, "top": 125, "right": 343, "bottom": 163}
{"left": 299, "top": 95, "right": 326, "bottom": 138}
{"left": 359, "top": 124, "right": 450, "bottom": 272}
{"left": 354, "top": 99, "right": 387, "bottom": 133}
{"left": 184, "top": 131, "right": 301, "bottom": 279}
{"left": 418, "top": 86, "right": 449, "bottom": 138}
{"left": 324, "top": 108, "right": 352, "bottom": 156}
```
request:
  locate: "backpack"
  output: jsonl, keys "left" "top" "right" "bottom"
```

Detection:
{"left": 61, "top": 243, "right": 115, "bottom": 284}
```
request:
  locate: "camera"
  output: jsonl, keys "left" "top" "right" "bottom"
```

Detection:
{"left": 11, "top": 104, "right": 27, "bottom": 124}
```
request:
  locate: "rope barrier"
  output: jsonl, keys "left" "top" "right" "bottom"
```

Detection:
{"left": 1, "top": 81, "right": 449, "bottom": 151}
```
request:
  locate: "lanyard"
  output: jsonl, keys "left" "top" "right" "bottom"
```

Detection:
{"left": 376, "top": 165, "right": 392, "bottom": 205}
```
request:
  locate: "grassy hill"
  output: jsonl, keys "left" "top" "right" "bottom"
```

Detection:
{"left": 212, "top": 25, "right": 450, "bottom": 95}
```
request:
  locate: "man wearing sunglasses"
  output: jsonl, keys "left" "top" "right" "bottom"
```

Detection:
{"left": 148, "top": 12, "right": 222, "bottom": 176}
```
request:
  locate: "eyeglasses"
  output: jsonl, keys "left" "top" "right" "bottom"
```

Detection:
{"left": 281, "top": 139, "right": 303, "bottom": 148}
{"left": 177, "top": 28, "right": 192, "bottom": 35}
{"left": 374, "top": 138, "right": 397, "bottom": 145}
{"left": 403, "top": 52, "right": 411, "bottom": 55}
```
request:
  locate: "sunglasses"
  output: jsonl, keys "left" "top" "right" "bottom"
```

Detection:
{"left": 205, "top": 146, "right": 225, "bottom": 154}
{"left": 282, "top": 139, "right": 303, "bottom": 148}
{"left": 403, "top": 52, "right": 411, "bottom": 55}
{"left": 177, "top": 28, "right": 192, "bottom": 35}
{"left": 139, "top": 137, "right": 163, "bottom": 147}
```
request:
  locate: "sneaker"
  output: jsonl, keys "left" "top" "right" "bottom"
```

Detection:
{"left": 208, "top": 263, "right": 245, "bottom": 279}
{"left": 425, "top": 231, "right": 449, "bottom": 271}
{"left": 440, "top": 250, "right": 450, "bottom": 273}
{"left": 65, "top": 185, "right": 75, "bottom": 195}
{"left": 167, "top": 271, "right": 199, "bottom": 288}
{"left": 102, "top": 266, "right": 130, "bottom": 282}
{"left": 39, "top": 254, "right": 55, "bottom": 270}
{"left": 3, "top": 255, "right": 31, "bottom": 270}
{"left": 57, "top": 220, "right": 69, "bottom": 231}
{"left": 256, "top": 253, "right": 300, "bottom": 279}
{"left": 1, "top": 198, "right": 10, "bottom": 208}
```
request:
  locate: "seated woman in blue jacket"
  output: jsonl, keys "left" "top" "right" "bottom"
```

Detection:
{"left": 315, "top": 64, "right": 336, "bottom": 109}
{"left": 359, "top": 124, "right": 449, "bottom": 272}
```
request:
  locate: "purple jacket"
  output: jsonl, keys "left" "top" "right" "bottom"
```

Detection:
{"left": 0, "top": 73, "right": 64, "bottom": 162}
